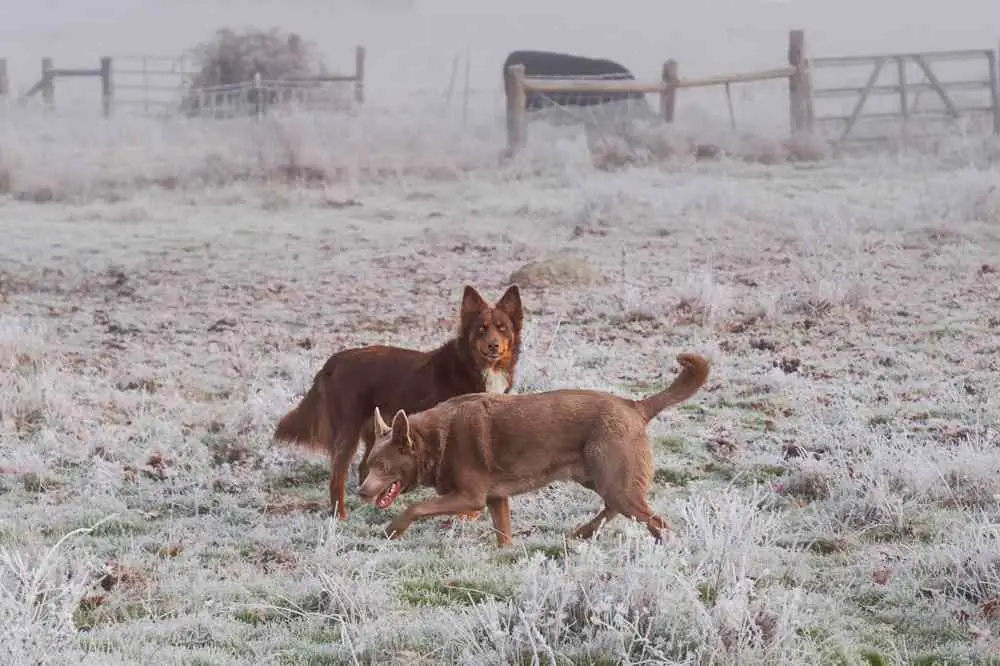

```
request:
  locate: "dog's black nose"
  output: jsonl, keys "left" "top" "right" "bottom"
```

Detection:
{"left": 487, "top": 342, "right": 499, "bottom": 352}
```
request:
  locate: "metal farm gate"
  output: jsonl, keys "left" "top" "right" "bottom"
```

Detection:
{"left": 112, "top": 55, "right": 194, "bottom": 116}
{"left": 809, "top": 48, "right": 1000, "bottom": 142}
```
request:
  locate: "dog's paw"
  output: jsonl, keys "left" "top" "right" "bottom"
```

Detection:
{"left": 454, "top": 510, "right": 482, "bottom": 522}
{"left": 384, "top": 520, "right": 408, "bottom": 540}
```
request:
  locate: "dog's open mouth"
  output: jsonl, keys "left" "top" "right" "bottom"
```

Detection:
{"left": 376, "top": 480, "right": 402, "bottom": 509}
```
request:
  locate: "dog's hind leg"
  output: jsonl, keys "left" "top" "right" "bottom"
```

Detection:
{"left": 586, "top": 436, "right": 668, "bottom": 541}
{"left": 328, "top": 422, "right": 364, "bottom": 520}
{"left": 570, "top": 507, "right": 618, "bottom": 540}
{"left": 612, "top": 497, "right": 669, "bottom": 542}
{"left": 486, "top": 497, "right": 512, "bottom": 547}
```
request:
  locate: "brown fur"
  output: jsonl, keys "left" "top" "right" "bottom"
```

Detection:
{"left": 358, "top": 353, "right": 711, "bottom": 546}
{"left": 274, "top": 285, "right": 524, "bottom": 520}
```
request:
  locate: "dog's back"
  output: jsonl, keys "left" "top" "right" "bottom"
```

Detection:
{"left": 431, "top": 390, "right": 641, "bottom": 495}
{"left": 430, "top": 353, "right": 709, "bottom": 497}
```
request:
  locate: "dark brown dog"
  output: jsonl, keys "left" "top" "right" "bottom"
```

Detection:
{"left": 358, "top": 353, "right": 710, "bottom": 546}
{"left": 274, "top": 285, "right": 523, "bottom": 520}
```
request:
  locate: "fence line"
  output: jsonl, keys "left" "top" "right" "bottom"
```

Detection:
{"left": 19, "top": 57, "right": 113, "bottom": 116}
{"left": 505, "top": 30, "right": 1000, "bottom": 152}
{"left": 7, "top": 45, "right": 366, "bottom": 118}
{"left": 505, "top": 30, "right": 811, "bottom": 154}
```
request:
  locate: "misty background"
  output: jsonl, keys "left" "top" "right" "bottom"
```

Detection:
{"left": 0, "top": 0, "right": 996, "bottom": 127}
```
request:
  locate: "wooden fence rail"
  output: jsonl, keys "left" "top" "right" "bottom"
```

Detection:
{"left": 506, "top": 30, "right": 811, "bottom": 154}
{"left": 20, "top": 57, "right": 113, "bottom": 116}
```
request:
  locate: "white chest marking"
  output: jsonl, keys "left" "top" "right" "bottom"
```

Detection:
{"left": 482, "top": 368, "right": 510, "bottom": 394}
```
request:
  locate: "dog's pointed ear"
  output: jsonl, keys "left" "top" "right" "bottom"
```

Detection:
{"left": 391, "top": 409, "right": 412, "bottom": 450}
{"left": 460, "top": 285, "right": 490, "bottom": 329}
{"left": 373, "top": 406, "right": 391, "bottom": 437}
{"left": 495, "top": 284, "right": 523, "bottom": 333}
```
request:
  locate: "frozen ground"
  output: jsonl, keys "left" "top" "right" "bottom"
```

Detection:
{"left": 1, "top": 103, "right": 1000, "bottom": 665}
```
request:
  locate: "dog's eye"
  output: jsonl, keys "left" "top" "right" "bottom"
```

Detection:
{"left": 480, "top": 323, "right": 489, "bottom": 332}
{"left": 497, "top": 324, "right": 506, "bottom": 332}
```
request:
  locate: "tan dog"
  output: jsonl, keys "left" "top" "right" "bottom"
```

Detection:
{"left": 358, "top": 353, "right": 710, "bottom": 546}
{"left": 274, "top": 285, "right": 523, "bottom": 520}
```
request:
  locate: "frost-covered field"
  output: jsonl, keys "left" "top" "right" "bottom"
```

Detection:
{"left": 2, "top": 106, "right": 1000, "bottom": 665}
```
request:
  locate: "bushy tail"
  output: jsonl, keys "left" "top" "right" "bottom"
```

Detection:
{"left": 273, "top": 381, "right": 328, "bottom": 454}
{"left": 636, "top": 353, "right": 711, "bottom": 422}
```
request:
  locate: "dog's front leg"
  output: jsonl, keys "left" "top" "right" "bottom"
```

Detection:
{"left": 385, "top": 493, "right": 485, "bottom": 540}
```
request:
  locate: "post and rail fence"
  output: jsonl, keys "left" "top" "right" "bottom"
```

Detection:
{"left": 7, "top": 46, "right": 366, "bottom": 118}
{"left": 18, "top": 56, "right": 114, "bottom": 116}
{"left": 504, "top": 30, "right": 1000, "bottom": 153}
{"left": 2, "top": 35, "right": 997, "bottom": 148}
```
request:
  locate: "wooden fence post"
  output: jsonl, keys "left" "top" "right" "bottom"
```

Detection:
{"left": 660, "top": 59, "right": 678, "bottom": 122}
{"left": 0, "top": 59, "right": 9, "bottom": 98}
{"left": 896, "top": 58, "right": 909, "bottom": 122}
{"left": 354, "top": 45, "right": 366, "bottom": 103}
{"left": 988, "top": 47, "right": 1000, "bottom": 136}
{"left": 42, "top": 57, "right": 54, "bottom": 108}
{"left": 788, "top": 30, "right": 813, "bottom": 134}
{"left": 505, "top": 64, "right": 527, "bottom": 154}
{"left": 252, "top": 71, "right": 263, "bottom": 119}
{"left": 100, "top": 56, "right": 113, "bottom": 117}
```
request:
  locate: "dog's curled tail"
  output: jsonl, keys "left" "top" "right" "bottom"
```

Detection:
{"left": 273, "top": 381, "right": 328, "bottom": 454}
{"left": 636, "top": 353, "right": 711, "bottom": 422}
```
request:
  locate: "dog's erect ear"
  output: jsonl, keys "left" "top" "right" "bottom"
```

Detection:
{"left": 373, "top": 406, "right": 391, "bottom": 437}
{"left": 460, "top": 285, "right": 490, "bottom": 328}
{"left": 391, "top": 409, "right": 412, "bottom": 451}
{"left": 494, "top": 284, "right": 523, "bottom": 333}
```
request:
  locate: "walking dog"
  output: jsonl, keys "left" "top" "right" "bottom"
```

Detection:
{"left": 274, "top": 285, "right": 523, "bottom": 520}
{"left": 358, "top": 352, "right": 710, "bottom": 545}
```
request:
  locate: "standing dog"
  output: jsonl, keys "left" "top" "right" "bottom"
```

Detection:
{"left": 358, "top": 353, "right": 710, "bottom": 546}
{"left": 274, "top": 285, "right": 523, "bottom": 520}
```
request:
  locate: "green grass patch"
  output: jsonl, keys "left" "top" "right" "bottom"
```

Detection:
{"left": 42, "top": 514, "right": 151, "bottom": 540}
{"left": 774, "top": 536, "right": 849, "bottom": 555}
{"left": 868, "top": 413, "right": 893, "bottom": 427}
{"left": 738, "top": 411, "right": 772, "bottom": 431}
{"left": 74, "top": 599, "right": 169, "bottom": 631}
{"left": 654, "top": 435, "right": 687, "bottom": 453}
{"left": 235, "top": 607, "right": 292, "bottom": 626}
{"left": 735, "top": 464, "right": 788, "bottom": 485}
{"left": 21, "top": 472, "right": 61, "bottom": 493}
{"left": 859, "top": 651, "right": 891, "bottom": 666}
{"left": 276, "top": 650, "right": 344, "bottom": 666}
{"left": 268, "top": 461, "right": 330, "bottom": 490}
{"left": 697, "top": 582, "right": 718, "bottom": 607}
{"left": 305, "top": 627, "right": 343, "bottom": 644}
{"left": 653, "top": 467, "right": 695, "bottom": 487}
{"left": 492, "top": 543, "right": 566, "bottom": 565}
{"left": 677, "top": 403, "right": 708, "bottom": 420}
{"left": 701, "top": 461, "right": 736, "bottom": 481}
{"left": 860, "top": 521, "right": 935, "bottom": 545}
{"left": 398, "top": 577, "right": 512, "bottom": 607}
{"left": 908, "top": 655, "right": 990, "bottom": 666}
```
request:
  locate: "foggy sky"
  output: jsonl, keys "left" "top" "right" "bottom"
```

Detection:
{"left": 1, "top": 0, "right": 996, "bottom": 105}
